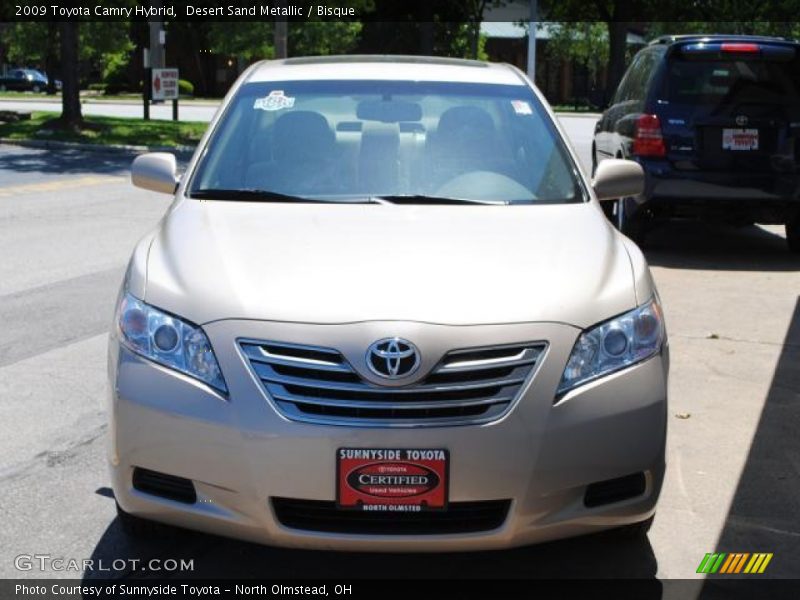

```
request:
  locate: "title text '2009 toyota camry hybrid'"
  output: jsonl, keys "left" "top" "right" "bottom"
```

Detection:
{"left": 110, "top": 56, "right": 668, "bottom": 551}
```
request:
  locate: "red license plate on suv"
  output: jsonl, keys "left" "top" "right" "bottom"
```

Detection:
{"left": 337, "top": 448, "right": 449, "bottom": 512}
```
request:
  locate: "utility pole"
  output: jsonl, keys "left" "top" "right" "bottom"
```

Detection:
{"left": 149, "top": 1, "right": 165, "bottom": 108}
{"left": 274, "top": 0, "right": 288, "bottom": 59}
{"left": 526, "top": 0, "right": 538, "bottom": 84}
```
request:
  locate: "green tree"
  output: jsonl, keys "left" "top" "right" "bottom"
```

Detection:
{"left": 207, "top": 21, "right": 363, "bottom": 64}
{"left": 648, "top": 21, "right": 800, "bottom": 39}
{"left": 546, "top": 22, "right": 610, "bottom": 79}
{"left": 288, "top": 22, "right": 363, "bottom": 56}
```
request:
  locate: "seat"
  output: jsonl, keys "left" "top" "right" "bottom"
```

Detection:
{"left": 358, "top": 123, "right": 400, "bottom": 194}
{"left": 245, "top": 111, "right": 336, "bottom": 195}
{"left": 425, "top": 106, "right": 503, "bottom": 191}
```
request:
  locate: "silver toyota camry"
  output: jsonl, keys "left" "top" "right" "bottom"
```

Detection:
{"left": 110, "top": 55, "right": 668, "bottom": 551}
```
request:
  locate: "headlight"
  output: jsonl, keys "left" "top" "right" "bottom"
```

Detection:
{"left": 557, "top": 297, "right": 665, "bottom": 396}
{"left": 116, "top": 292, "right": 227, "bottom": 393}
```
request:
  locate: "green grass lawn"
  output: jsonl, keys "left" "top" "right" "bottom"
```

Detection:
{"left": 0, "top": 90, "right": 218, "bottom": 103}
{"left": 0, "top": 111, "right": 207, "bottom": 148}
{"left": 551, "top": 104, "right": 602, "bottom": 114}
{"left": 0, "top": 91, "right": 51, "bottom": 99}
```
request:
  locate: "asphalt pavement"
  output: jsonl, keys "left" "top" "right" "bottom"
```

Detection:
{"left": 0, "top": 116, "right": 798, "bottom": 588}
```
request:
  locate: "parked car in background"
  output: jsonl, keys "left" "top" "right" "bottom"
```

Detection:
{"left": 0, "top": 68, "right": 61, "bottom": 93}
{"left": 111, "top": 56, "right": 668, "bottom": 551}
{"left": 593, "top": 35, "right": 800, "bottom": 252}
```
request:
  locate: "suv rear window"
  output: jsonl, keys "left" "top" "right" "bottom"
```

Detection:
{"left": 664, "top": 54, "right": 800, "bottom": 107}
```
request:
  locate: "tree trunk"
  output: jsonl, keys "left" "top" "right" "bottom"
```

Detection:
{"left": 606, "top": 21, "right": 629, "bottom": 104}
{"left": 59, "top": 21, "right": 82, "bottom": 128}
{"left": 45, "top": 22, "right": 58, "bottom": 95}
{"left": 274, "top": 0, "right": 288, "bottom": 59}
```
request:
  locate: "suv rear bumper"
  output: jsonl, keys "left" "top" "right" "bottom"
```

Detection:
{"left": 638, "top": 159, "right": 800, "bottom": 222}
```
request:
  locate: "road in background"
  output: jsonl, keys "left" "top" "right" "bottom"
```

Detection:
{"left": 0, "top": 117, "right": 797, "bottom": 585}
{"left": 0, "top": 98, "right": 219, "bottom": 123}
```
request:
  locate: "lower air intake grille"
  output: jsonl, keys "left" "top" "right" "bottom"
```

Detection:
{"left": 239, "top": 340, "right": 546, "bottom": 427}
{"left": 584, "top": 473, "right": 647, "bottom": 508}
{"left": 132, "top": 467, "right": 197, "bottom": 504}
{"left": 271, "top": 498, "right": 511, "bottom": 535}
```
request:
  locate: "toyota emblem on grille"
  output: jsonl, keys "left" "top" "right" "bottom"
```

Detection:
{"left": 736, "top": 115, "right": 748, "bottom": 127}
{"left": 366, "top": 338, "right": 420, "bottom": 379}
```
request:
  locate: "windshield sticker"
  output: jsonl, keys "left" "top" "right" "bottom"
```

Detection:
{"left": 253, "top": 90, "right": 295, "bottom": 111}
{"left": 511, "top": 100, "right": 533, "bottom": 115}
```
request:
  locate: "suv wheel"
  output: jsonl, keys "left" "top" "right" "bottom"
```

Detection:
{"left": 787, "top": 214, "right": 800, "bottom": 253}
{"left": 615, "top": 197, "right": 647, "bottom": 245}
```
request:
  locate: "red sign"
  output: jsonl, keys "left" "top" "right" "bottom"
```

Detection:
{"left": 151, "top": 68, "right": 178, "bottom": 100}
{"left": 337, "top": 448, "right": 449, "bottom": 511}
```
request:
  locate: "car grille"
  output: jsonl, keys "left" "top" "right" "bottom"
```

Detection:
{"left": 239, "top": 340, "right": 546, "bottom": 427}
{"left": 271, "top": 498, "right": 511, "bottom": 534}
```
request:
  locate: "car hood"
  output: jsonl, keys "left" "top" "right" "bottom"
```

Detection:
{"left": 144, "top": 200, "right": 637, "bottom": 328}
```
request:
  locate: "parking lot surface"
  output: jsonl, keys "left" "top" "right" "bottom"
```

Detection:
{"left": 0, "top": 116, "right": 797, "bottom": 587}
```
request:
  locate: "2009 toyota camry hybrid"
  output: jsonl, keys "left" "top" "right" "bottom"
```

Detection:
{"left": 109, "top": 56, "right": 668, "bottom": 551}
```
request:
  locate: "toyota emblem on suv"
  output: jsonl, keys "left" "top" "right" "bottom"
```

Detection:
{"left": 366, "top": 338, "right": 420, "bottom": 379}
{"left": 735, "top": 115, "right": 748, "bottom": 127}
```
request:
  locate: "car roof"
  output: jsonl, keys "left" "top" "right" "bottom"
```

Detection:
{"left": 649, "top": 34, "right": 798, "bottom": 47}
{"left": 246, "top": 55, "right": 526, "bottom": 86}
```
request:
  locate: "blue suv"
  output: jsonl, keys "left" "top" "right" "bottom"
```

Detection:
{"left": 593, "top": 35, "right": 800, "bottom": 252}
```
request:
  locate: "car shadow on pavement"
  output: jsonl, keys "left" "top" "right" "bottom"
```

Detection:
{"left": 83, "top": 517, "right": 660, "bottom": 585}
{"left": 0, "top": 146, "right": 136, "bottom": 176}
{"left": 699, "top": 297, "right": 800, "bottom": 588}
{"left": 643, "top": 221, "right": 798, "bottom": 272}
{"left": 0, "top": 146, "right": 192, "bottom": 177}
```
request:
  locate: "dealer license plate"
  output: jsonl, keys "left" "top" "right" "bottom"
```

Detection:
{"left": 337, "top": 448, "right": 449, "bottom": 512}
{"left": 722, "top": 128, "right": 759, "bottom": 151}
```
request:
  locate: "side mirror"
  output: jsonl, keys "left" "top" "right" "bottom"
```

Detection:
{"left": 592, "top": 159, "right": 644, "bottom": 201}
{"left": 131, "top": 152, "right": 178, "bottom": 195}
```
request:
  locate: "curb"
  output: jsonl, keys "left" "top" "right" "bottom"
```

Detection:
{"left": 0, "top": 96, "right": 220, "bottom": 107}
{"left": 0, "top": 137, "right": 196, "bottom": 155}
{"left": 84, "top": 99, "right": 220, "bottom": 107}
{"left": 554, "top": 112, "right": 601, "bottom": 119}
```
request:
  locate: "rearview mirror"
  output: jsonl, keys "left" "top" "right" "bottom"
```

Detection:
{"left": 131, "top": 152, "right": 178, "bottom": 195}
{"left": 592, "top": 159, "right": 644, "bottom": 201}
{"left": 356, "top": 99, "right": 422, "bottom": 122}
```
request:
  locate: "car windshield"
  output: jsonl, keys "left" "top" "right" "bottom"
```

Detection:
{"left": 189, "top": 80, "right": 584, "bottom": 204}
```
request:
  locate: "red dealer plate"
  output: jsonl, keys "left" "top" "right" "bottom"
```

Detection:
{"left": 723, "top": 128, "right": 759, "bottom": 151}
{"left": 337, "top": 448, "right": 449, "bottom": 512}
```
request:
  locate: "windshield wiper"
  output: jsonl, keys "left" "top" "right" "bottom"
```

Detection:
{"left": 372, "top": 195, "right": 509, "bottom": 206}
{"left": 190, "top": 189, "right": 364, "bottom": 204}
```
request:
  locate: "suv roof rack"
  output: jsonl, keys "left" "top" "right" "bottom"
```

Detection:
{"left": 649, "top": 34, "right": 791, "bottom": 46}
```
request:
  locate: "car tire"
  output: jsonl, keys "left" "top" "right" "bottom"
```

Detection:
{"left": 32, "top": 85, "right": 41, "bottom": 93}
{"left": 615, "top": 196, "right": 647, "bottom": 245}
{"left": 116, "top": 502, "right": 183, "bottom": 539}
{"left": 786, "top": 214, "right": 800, "bottom": 253}
{"left": 611, "top": 514, "right": 654, "bottom": 539}
{"left": 0, "top": 84, "right": 6, "bottom": 92}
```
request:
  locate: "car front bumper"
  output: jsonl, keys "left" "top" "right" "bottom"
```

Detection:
{"left": 108, "top": 319, "right": 668, "bottom": 551}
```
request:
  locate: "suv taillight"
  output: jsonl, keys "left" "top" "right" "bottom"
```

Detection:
{"left": 721, "top": 43, "right": 760, "bottom": 54}
{"left": 633, "top": 114, "right": 666, "bottom": 157}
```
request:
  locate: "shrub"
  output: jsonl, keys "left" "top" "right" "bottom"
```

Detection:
{"left": 178, "top": 79, "right": 194, "bottom": 97}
